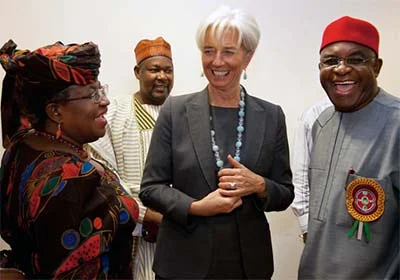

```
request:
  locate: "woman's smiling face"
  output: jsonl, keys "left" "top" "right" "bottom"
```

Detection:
{"left": 201, "top": 27, "right": 252, "bottom": 93}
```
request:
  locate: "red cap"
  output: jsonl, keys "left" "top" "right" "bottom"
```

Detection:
{"left": 320, "top": 16, "right": 379, "bottom": 55}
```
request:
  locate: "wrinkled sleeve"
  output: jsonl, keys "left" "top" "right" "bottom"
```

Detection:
{"left": 139, "top": 97, "right": 196, "bottom": 230}
{"left": 290, "top": 116, "right": 311, "bottom": 233}
{"left": 262, "top": 106, "right": 294, "bottom": 212}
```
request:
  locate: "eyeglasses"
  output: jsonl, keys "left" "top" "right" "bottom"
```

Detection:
{"left": 320, "top": 57, "right": 373, "bottom": 68}
{"left": 65, "top": 84, "right": 108, "bottom": 104}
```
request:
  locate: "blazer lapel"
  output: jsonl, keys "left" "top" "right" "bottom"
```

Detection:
{"left": 241, "top": 94, "right": 265, "bottom": 170}
{"left": 186, "top": 88, "right": 217, "bottom": 190}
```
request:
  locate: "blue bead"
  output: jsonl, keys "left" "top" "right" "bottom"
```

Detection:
{"left": 119, "top": 209, "right": 129, "bottom": 224}
{"left": 210, "top": 89, "right": 246, "bottom": 169}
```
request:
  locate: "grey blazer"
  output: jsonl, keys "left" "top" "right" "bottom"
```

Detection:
{"left": 140, "top": 87, "right": 294, "bottom": 279}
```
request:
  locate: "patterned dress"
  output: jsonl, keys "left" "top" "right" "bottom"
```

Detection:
{"left": 0, "top": 130, "right": 139, "bottom": 279}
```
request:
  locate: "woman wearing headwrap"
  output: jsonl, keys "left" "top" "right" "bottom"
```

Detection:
{"left": 0, "top": 40, "right": 139, "bottom": 279}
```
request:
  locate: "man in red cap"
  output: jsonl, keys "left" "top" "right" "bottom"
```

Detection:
{"left": 298, "top": 16, "right": 399, "bottom": 279}
{"left": 89, "top": 37, "right": 174, "bottom": 280}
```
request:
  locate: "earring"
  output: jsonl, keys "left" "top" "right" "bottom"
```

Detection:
{"left": 56, "top": 122, "right": 62, "bottom": 139}
{"left": 200, "top": 71, "right": 204, "bottom": 77}
{"left": 243, "top": 70, "right": 247, "bottom": 80}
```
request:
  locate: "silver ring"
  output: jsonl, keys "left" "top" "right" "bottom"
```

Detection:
{"left": 229, "top": 182, "right": 236, "bottom": 189}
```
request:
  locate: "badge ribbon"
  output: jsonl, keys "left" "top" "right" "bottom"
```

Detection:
{"left": 345, "top": 177, "right": 385, "bottom": 241}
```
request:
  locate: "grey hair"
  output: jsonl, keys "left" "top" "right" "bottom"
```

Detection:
{"left": 196, "top": 6, "right": 261, "bottom": 53}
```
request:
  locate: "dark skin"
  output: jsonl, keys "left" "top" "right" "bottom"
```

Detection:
{"left": 319, "top": 42, "right": 383, "bottom": 112}
{"left": 302, "top": 43, "right": 383, "bottom": 242}
{"left": 44, "top": 83, "right": 109, "bottom": 146}
{"left": 134, "top": 56, "right": 174, "bottom": 106}
{"left": 24, "top": 83, "right": 110, "bottom": 174}
{"left": 134, "top": 55, "right": 174, "bottom": 224}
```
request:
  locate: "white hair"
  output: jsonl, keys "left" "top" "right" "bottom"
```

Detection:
{"left": 196, "top": 6, "right": 261, "bottom": 53}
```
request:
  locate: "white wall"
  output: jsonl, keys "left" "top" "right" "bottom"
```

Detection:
{"left": 0, "top": 0, "right": 399, "bottom": 141}
{"left": 0, "top": 0, "right": 399, "bottom": 279}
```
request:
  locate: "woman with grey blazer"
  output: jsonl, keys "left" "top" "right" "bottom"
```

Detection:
{"left": 140, "top": 6, "right": 294, "bottom": 279}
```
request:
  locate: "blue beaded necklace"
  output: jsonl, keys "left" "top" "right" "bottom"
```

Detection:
{"left": 210, "top": 87, "right": 245, "bottom": 170}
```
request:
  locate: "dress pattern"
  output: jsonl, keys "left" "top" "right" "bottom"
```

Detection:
{"left": 0, "top": 130, "right": 139, "bottom": 279}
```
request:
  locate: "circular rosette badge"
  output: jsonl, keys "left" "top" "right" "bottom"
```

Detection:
{"left": 346, "top": 177, "right": 385, "bottom": 222}
{"left": 346, "top": 177, "right": 385, "bottom": 241}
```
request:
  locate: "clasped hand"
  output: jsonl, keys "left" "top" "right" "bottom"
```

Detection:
{"left": 190, "top": 155, "right": 266, "bottom": 217}
{"left": 218, "top": 155, "right": 265, "bottom": 198}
